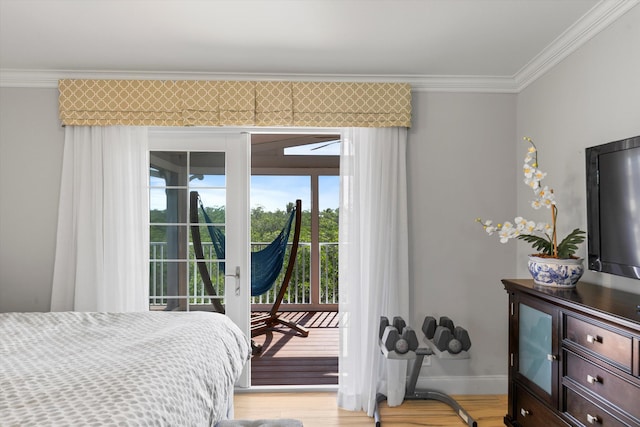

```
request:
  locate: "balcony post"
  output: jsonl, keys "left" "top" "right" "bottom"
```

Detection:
{"left": 310, "top": 175, "right": 320, "bottom": 305}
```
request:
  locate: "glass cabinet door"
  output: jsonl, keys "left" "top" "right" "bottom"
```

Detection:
{"left": 515, "top": 295, "right": 559, "bottom": 406}
{"left": 519, "top": 303, "right": 552, "bottom": 393}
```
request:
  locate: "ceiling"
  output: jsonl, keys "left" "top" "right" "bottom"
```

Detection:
{"left": 251, "top": 134, "right": 340, "bottom": 169}
{"left": 1, "top": 0, "right": 636, "bottom": 91}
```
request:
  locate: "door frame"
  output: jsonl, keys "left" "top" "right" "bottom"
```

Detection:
{"left": 150, "top": 125, "right": 343, "bottom": 388}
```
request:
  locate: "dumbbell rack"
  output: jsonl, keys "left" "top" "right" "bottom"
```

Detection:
{"left": 374, "top": 316, "right": 477, "bottom": 427}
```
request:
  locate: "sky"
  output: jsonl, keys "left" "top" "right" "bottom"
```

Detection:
{"left": 251, "top": 175, "right": 339, "bottom": 211}
{"left": 150, "top": 175, "right": 339, "bottom": 212}
{"left": 150, "top": 142, "right": 340, "bottom": 212}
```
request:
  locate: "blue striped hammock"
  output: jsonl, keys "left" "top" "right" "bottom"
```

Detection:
{"left": 199, "top": 200, "right": 296, "bottom": 297}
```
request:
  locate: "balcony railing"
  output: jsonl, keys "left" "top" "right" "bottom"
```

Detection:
{"left": 149, "top": 242, "right": 338, "bottom": 310}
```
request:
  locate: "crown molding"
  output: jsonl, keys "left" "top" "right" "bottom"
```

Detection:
{"left": 1, "top": 0, "right": 635, "bottom": 93}
{"left": 514, "top": 0, "right": 639, "bottom": 91}
{"left": 0, "top": 68, "right": 519, "bottom": 92}
{"left": 406, "top": 75, "right": 518, "bottom": 93}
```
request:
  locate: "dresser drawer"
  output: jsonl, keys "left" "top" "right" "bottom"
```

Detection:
{"left": 565, "top": 388, "right": 628, "bottom": 427}
{"left": 564, "top": 351, "right": 640, "bottom": 420}
{"left": 514, "top": 384, "right": 567, "bottom": 427}
{"left": 565, "top": 316, "right": 632, "bottom": 370}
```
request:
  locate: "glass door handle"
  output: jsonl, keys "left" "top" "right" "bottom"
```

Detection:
{"left": 225, "top": 266, "right": 240, "bottom": 295}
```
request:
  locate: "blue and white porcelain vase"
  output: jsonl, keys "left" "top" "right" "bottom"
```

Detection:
{"left": 527, "top": 255, "right": 584, "bottom": 288}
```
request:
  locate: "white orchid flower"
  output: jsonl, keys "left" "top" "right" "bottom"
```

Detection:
{"left": 524, "top": 220, "right": 536, "bottom": 233}
{"left": 533, "top": 169, "right": 547, "bottom": 181}
{"left": 514, "top": 217, "right": 528, "bottom": 231}
{"left": 477, "top": 137, "right": 586, "bottom": 259}
{"left": 535, "top": 222, "right": 552, "bottom": 234}
{"left": 485, "top": 225, "right": 497, "bottom": 235}
{"left": 539, "top": 186, "right": 555, "bottom": 203}
{"left": 523, "top": 164, "right": 534, "bottom": 178}
{"left": 498, "top": 221, "right": 518, "bottom": 243}
{"left": 480, "top": 219, "right": 498, "bottom": 235}
{"left": 525, "top": 177, "right": 540, "bottom": 190}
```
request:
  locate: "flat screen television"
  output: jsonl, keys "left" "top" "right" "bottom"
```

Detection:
{"left": 585, "top": 135, "right": 640, "bottom": 280}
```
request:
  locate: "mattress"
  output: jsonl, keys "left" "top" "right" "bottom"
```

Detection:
{"left": 0, "top": 311, "right": 250, "bottom": 426}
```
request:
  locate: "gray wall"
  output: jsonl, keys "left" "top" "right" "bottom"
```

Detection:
{"left": 0, "top": 88, "right": 64, "bottom": 312}
{"left": 516, "top": 4, "right": 640, "bottom": 294}
{"left": 407, "top": 92, "right": 516, "bottom": 392}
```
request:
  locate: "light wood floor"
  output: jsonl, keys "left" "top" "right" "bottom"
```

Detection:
{"left": 246, "top": 313, "right": 506, "bottom": 425}
{"left": 234, "top": 392, "right": 507, "bottom": 427}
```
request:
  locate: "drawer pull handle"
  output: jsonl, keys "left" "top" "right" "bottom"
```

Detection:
{"left": 586, "top": 413, "right": 601, "bottom": 424}
{"left": 586, "top": 334, "right": 602, "bottom": 344}
{"left": 586, "top": 374, "right": 601, "bottom": 384}
{"left": 520, "top": 408, "right": 531, "bottom": 417}
{"left": 547, "top": 354, "right": 557, "bottom": 361}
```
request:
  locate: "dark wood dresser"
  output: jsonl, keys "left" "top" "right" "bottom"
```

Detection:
{"left": 502, "top": 279, "right": 640, "bottom": 427}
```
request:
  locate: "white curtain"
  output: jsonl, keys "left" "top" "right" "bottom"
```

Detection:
{"left": 51, "top": 126, "right": 149, "bottom": 312}
{"left": 337, "top": 127, "right": 410, "bottom": 416}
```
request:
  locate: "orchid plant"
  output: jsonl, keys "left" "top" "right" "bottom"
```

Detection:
{"left": 476, "top": 137, "right": 585, "bottom": 259}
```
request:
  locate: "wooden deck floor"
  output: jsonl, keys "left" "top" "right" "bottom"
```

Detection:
{"left": 250, "top": 311, "right": 339, "bottom": 386}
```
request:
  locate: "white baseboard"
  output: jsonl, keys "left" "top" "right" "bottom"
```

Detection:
{"left": 415, "top": 375, "right": 508, "bottom": 395}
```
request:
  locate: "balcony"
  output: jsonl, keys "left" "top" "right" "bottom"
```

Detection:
{"left": 250, "top": 310, "right": 339, "bottom": 386}
{"left": 149, "top": 242, "right": 339, "bottom": 311}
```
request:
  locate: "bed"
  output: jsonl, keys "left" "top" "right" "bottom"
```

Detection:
{"left": 0, "top": 311, "right": 251, "bottom": 426}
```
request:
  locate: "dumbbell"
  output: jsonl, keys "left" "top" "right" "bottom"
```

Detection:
{"left": 439, "top": 316, "right": 467, "bottom": 354}
{"left": 444, "top": 327, "right": 472, "bottom": 354}
{"left": 379, "top": 316, "right": 390, "bottom": 340}
{"left": 379, "top": 316, "right": 408, "bottom": 341}
{"left": 439, "top": 316, "right": 455, "bottom": 333}
{"left": 432, "top": 325, "right": 453, "bottom": 352}
{"left": 422, "top": 316, "right": 437, "bottom": 339}
{"left": 424, "top": 315, "right": 472, "bottom": 354}
{"left": 392, "top": 316, "right": 406, "bottom": 333}
{"left": 454, "top": 326, "right": 472, "bottom": 352}
{"left": 379, "top": 316, "right": 418, "bottom": 354}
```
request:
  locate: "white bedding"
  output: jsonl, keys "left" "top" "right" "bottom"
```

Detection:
{"left": 0, "top": 311, "right": 250, "bottom": 426}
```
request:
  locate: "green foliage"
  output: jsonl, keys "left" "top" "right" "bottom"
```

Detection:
{"left": 319, "top": 208, "right": 339, "bottom": 242}
{"left": 250, "top": 207, "right": 339, "bottom": 244}
{"left": 556, "top": 229, "right": 586, "bottom": 259}
{"left": 150, "top": 205, "right": 339, "bottom": 244}
{"left": 517, "top": 234, "right": 553, "bottom": 255}
{"left": 517, "top": 228, "right": 585, "bottom": 258}
{"left": 251, "top": 206, "right": 290, "bottom": 242}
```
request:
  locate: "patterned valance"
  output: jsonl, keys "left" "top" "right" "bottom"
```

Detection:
{"left": 58, "top": 79, "right": 411, "bottom": 128}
